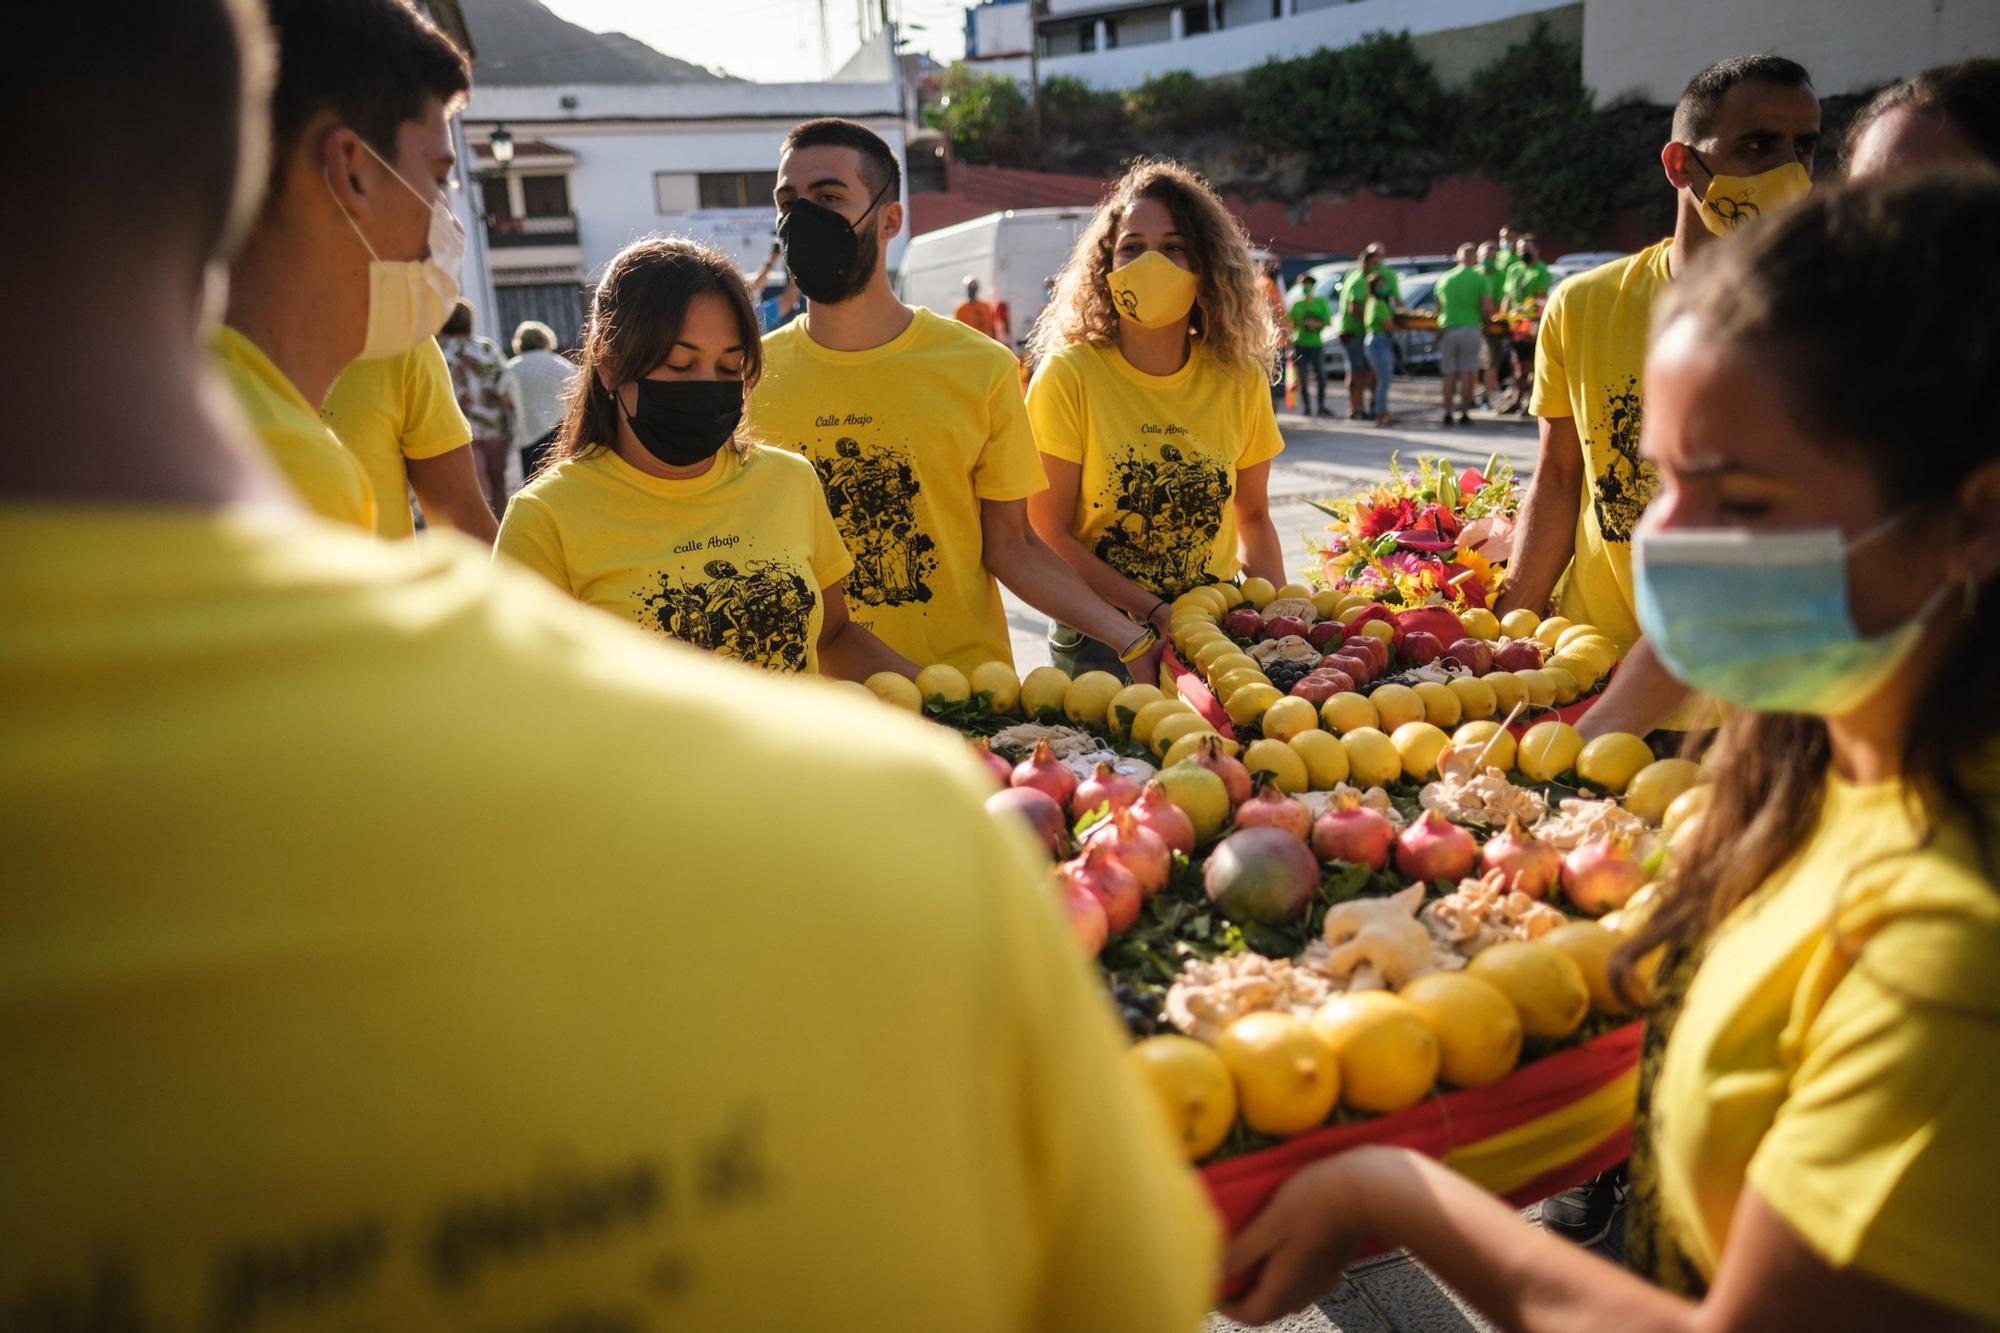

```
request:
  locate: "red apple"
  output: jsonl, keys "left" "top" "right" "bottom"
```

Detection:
{"left": 1290, "top": 676, "right": 1345, "bottom": 704}
{"left": 1265, "top": 615, "right": 1309, "bottom": 642}
{"left": 1444, "top": 637, "right": 1494, "bottom": 675}
{"left": 1302, "top": 669, "right": 1355, "bottom": 697}
{"left": 1350, "top": 634, "right": 1391, "bottom": 674}
{"left": 1224, "top": 607, "right": 1264, "bottom": 639}
{"left": 1326, "top": 653, "right": 1373, "bottom": 685}
{"left": 1401, "top": 631, "right": 1444, "bottom": 666}
{"left": 1494, "top": 639, "right": 1545, "bottom": 672}
{"left": 1306, "top": 621, "right": 1346, "bottom": 651}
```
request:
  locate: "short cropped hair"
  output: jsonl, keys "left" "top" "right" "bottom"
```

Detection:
{"left": 513, "top": 320, "right": 557, "bottom": 354}
{"left": 1673, "top": 54, "right": 1814, "bottom": 144}
{"left": 1846, "top": 58, "right": 2000, "bottom": 169}
{"left": 782, "top": 118, "right": 902, "bottom": 200}
{"left": 263, "top": 0, "right": 470, "bottom": 194}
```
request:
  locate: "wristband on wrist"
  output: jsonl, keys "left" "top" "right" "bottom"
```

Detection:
{"left": 1118, "top": 625, "right": 1160, "bottom": 664}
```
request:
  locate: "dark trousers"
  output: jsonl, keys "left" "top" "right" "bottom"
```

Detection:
{"left": 1292, "top": 343, "right": 1327, "bottom": 411}
{"left": 520, "top": 426, "right": 558, "bottom": 484}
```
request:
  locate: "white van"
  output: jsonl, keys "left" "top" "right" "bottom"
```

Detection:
{"left": 898, "top": 207, "right": 1095, "bottom": 353}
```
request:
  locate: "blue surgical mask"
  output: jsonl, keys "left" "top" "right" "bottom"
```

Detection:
{"left": 1633, "top": 514, "right": 1944, "bottom": 717}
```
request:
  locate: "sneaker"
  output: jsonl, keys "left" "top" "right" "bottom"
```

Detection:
{"left": 1441, "top": 414, "right": 1456, "bottom": 427}
{"left": 1541, "top": 1167, "right": 1629, "bottom": 1246}
{"left": 1457, "top": 412, "right": 1472, "bottom": 425}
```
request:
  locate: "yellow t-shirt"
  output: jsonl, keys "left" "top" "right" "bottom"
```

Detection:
{"left": 0, "top": 504, "right": 1218, "bottom": 1329}
{"left": 320, "top": 339, "right": 473, "bottom": 539}
{"left": 1528, "top": 239, "right": 1672, "bottom": 652}
{"left": 496, "top": 444, "right": 854, "bottom": 674}
{"left": 1026, "top": 340, "right": 1285, "bottom": 598}
{"left": 1653, "top": 771, "right": 2000, "bottom": 1321}
{"left": 753, "top": 307, "right": 1047, "bottom": 673}
{"left": 213, "top": 324, "right": 376, "bottom": 532}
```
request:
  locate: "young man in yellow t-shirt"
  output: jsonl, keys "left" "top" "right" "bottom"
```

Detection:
{"left": 0, "top": 6, "right": 1220, "bottom": 1327}
{"left": 217, "top": 0, "right": 472, "bottom": 532}
{"left": 321, "top": 338, "right": 498, "bottom": 541}
{"left": 753, "top": 119, "right": 1162, "bottom": 677}
{"left": 1501, "top": 55, "right": 1822, "bottom": 740}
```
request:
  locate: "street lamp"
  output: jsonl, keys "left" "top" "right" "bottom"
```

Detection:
{"left": 489, "top": 126, "right": 515, "bottom": 166}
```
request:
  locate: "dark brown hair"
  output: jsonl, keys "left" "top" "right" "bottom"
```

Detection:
{"left": 1671, "top": 54, "right": 1814, "bottom": 143}
{"left": 552, "top": 236, "right": 764, "bottom": 465}
{"left": 782, "top": 117, "right": 901, "bottom": 199}
{"left": 1616, "top": 172, "right": 2000, "bottom": 1001}
{"left": 1845, "top": 58, "right": 2000, "bottom": 170}
{"left": 263, "top": 0, "right": 470, "bottom": 195}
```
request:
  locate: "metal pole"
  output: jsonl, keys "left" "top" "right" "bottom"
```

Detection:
{"left": 1028, "top": 0, "right": 1044, "bottom": 144}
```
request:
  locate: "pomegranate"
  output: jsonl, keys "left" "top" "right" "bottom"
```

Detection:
{"left": 1394, "top": 809, "right": 1479, "bottom": 883}
{"left": 1072, "top": 760, "right": 1141, "bottom": 822}
{"left": 1012, "top": 739, "right": 1077, "bottom": 807}
{"left": 1191, "top": 734, "right": 1253, "bottom": 808}
{"left": 1085, "top": 806, "right": 1172, "bottom": 896}
{"left": 1058, "top": 873, "right": 1109, "bottom": 956}
{"left": 985, "top": 787, "right": 1068, "bottom": 858}
{"left": 1493, "top": 640, "right": 1544, "bottom": 672}
{"left": 1309, "top": 795, "right": 1395, "bottom": 870}
{"left": 970, "top": 740, "right": 1013, "bottom": 788}
{"left": 1306, "top": 621, "right": 1345, "bottom": 650}
{"left": 1478, "top": 817, "right": 1562, "bottom": 898}
{"left": 1444, "top": 638, "right": 1494, "bottom": 676}
{"left": 1233, "top": 775, "right": 1313, "bottom": 840}
{"left": 1561, "top": 836, "right": 1647, "bottom": 915}
{"left": 1131, "top": 779, "right": 1197, "bottom": 857}
{"left": 1224, "top": 607, "right": 1264, "bottom": 638}
{"left": 1060, "top": 842, "right": 1142, "bottom": 934}
{"left": 1401, "top": 631, "right": 1445, "bottom": 666}
{"left": 1204, "top": 827, "right": 1322, "bottom": 926}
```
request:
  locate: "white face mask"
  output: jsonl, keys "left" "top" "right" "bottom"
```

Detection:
{"left": 326, "top": 139, "right": 465, "bottom": 360}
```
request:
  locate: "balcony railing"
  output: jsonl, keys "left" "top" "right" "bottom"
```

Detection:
{"left": 486, "top": 213, "right": 579, "bottom": 249}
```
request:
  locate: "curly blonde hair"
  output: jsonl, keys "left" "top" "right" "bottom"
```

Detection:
{"left": 1029, "top": 157, "right": 1281, "bottom": 374}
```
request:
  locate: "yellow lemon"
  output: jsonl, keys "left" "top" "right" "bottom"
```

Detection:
{"left": 1175, "top": 626, "right": 1225, "bottom": 657}
{"left": 1564, "top": 635, "right": 1621, "bottom": 676}
{"left": 1485, "top": 671, "right": 1527, "bottom": 718}
{"left": 1370, "top": 683, "right": 1425, "bottom": 733}
{"left": 1225, "top": 684, "right": 1285, "bottom": 728}
{"left": 1546, "top": 654, "right": 1602, "bottom": 693}
{"left": 1459, "top": 607, "right": 1502, "bottom": 641}
{"left": 1468, "top": 941, "right": 1590, "bottom": 1040}
{"left": 865, "top": 671, "right": 923, "bottom": 712}
{"left": 1164, "top": 730, "right": 1239, "bottom": 769}
{"left": 1215, "top": 1012, "right": 1341, "bottom": 1137}
{"left": 1192, "top": 639, "right": 1238, "bottom": 672}
{"left": 1243, "top": 737, "right": 1310, "bottom": 794}
{"left": 1020, "top": 665, "right": 1071, "bottom": 718}
{"left": 1311, "top": 588, "right": 1345, "bottom": 618}
{"left": 1514, "top": 668, "right": 1558, "bottom": 709}
{"left": 1214, "top": 583, "right": 1251, "bottom": 609}
{"left": 1132, "top": 698, "right": 1194, "bottom": 748}
{"left": 1575, "top": 732, "right": 1654, "bottom": 794}
{"left": 1211, "top": 669, "right": 1267, "bottom": 702}
{"left": 1275, "top": 583, "right": 1317, "bottom": 603}
{"left": 967, "top": 660, "right": 1021, "bottom": 714}
{"left": 1238, "top": 576, "right": 1277, "bottom": 608}
{"left": 1392, "top": 720, "right": 1452, "bottom": 781}
{"left": 1499, "top": 608, "right": 1542, "bottom": 639}
{"left": 1290, "top": 729, "right": 1351, "bottom": 789}
{"left": 1447, "top": 674, "right": 1498, "bottom": 722}
{"left": 1063, "top": 670, "right": 1123, "bottom": 725}
{"left": 1555, "top": 622, "right": 1604, "bottom": 652}
{"left": 1208, "top": 651, "right": 1261, "bottom": 678}
{"left": 1625, "top": 758, "right": 1705, "bottom": 824}
{"left": 1359, "top": 620, "right": 1396, "bottom": 644}
{"left": 1399, "top": 972, "right": 1523, "bottom": 1088}
{"left": 1542, "top": 921, "right": 1650, "bottom": 1015}
{"left": 1542, "top": 665, "right": 1582, "bottom": 705}
{"left": 1531, "top": 616, "right": 1575, "bottom": 649}
{"left": 1337, "top": 603, "right": 1373, "bottom": 626}
{"left": 1451, "top": 720, "right": 1517, "bottom": 772}
{"left": 1192, "top": 585, "right": 1233, "bottom": 615}
{"left": 914, "top": 663, "right": 971, "bottom": 705}
{"left": 1126, "top": 1035, "right": 1237, "bottom": 1161}
{"left": 1310, "top": 991, "right": 1440, "bottom": 1114}
{"left": 1412, "top": 680, "right": 1463, "bottom": 729}
{"left": 1260, "top": 695, "right": 1320, "bottom": 743}
{"left": 1661, "top": 782, "right": 1713, "bottom": 840}
{"left": 1153, "top": 711, "right": 1217, "bottom": 759}
{"left": 1157, "top": 761, "right": 1233, "bottom": 843}
{"left": 1341, "top": 727, "right": 1402, "bottom": 787}
{"left": 1517, "top": 719, "right": 1583, "bottom": 782}
{"left": 1106, "top": 682, "right": 1165, "bottom": 733}
{"left": 1320, "top": 691, "right": 1379, "bottom": 735}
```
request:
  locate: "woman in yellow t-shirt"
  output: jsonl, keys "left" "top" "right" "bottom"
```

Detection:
{"left": 1220, "top": 176, "right": 2000, "bottom": 1330}
{"left": 496, "top": 237, "right": 915, "bottom": 682}
{"left": 1024, "top": 159, "right": 1287, "bottom": 680}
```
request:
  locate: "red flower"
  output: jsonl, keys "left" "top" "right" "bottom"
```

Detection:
{"left": 1356, "top": 496, "right": 1419, "bottom": 541}
{"left": 1458, "top": 468, "right": 1486, "bottom": 495}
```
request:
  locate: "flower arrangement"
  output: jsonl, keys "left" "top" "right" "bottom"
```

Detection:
{"left": 1307, "top": 453, "right": 1520, "bottom": 610}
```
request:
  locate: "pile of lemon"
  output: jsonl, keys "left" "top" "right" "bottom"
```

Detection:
{"left": 1126, "top": 918, "right": 1648, "bottom": 1160}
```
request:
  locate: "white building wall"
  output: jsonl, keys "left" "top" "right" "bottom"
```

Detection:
{"left": 1582, "top": 0, "right": 2000, "bottom": 101}
{"left": 969, "top": 0, "right": 1033, "bottom": 57}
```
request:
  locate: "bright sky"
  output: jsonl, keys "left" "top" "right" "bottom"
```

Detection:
{"left": 539, "top": 0, "right": 969, "bottom": 83}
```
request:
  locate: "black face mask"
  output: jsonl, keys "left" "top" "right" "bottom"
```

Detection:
{"left": 777, "top": 178, "right": 892, "bottom": 305}
{"left": 618, "top": 378, "right": 743, "bottom": 468}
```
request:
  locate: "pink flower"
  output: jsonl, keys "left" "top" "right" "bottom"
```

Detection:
{"left": 1459, "top": 514, "right": 1516, "bottom": 562}
{"left": 1459, "top": 468, "right": 1486, "bottom": 495}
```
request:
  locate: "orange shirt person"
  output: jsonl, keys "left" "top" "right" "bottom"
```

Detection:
{"left": 953, "top": 277, "right": 1008, "bottom": 344}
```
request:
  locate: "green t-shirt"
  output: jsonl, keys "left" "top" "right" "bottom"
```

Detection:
{"left": 1344, "top": 268, "right": 1399, "bottom": 336}
{"left": 1434, "top": 265, "right": 1490, "bottom": 329}
{"left": 1494, "top": 248, "right": 1519, "bottom": 276}
{"left": 1478, "top": 260, "right": 1505, "bottom": 304}
{"left": 1361, "top": 269, "right": 1401, "bottom": 334}
{"left": 1288, "top": 295, "right": 1332, "bottom": 348}
{"left": 1502, "top": 261, "right": 1553, "bottom": 310}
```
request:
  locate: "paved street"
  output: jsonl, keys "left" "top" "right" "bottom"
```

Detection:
{"left": 1003, "top": 378, "right": 1543, "bottom": 669}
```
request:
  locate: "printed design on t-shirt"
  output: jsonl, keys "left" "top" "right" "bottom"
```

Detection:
{"left": 1590, "top": 375, "right": 1659, "bottom": 544}
{"left": 812, "top": 437, "right": 936, "bottom": 608}
{"left": 1093, "top": 440, "right": 1232, "bottom": 596}
{"left": 635, "top": 556, "right": 817, "bottom": 671}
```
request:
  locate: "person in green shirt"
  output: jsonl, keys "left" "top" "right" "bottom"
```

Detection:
{"left": 1498, "top": 239, "right": 1554, "bottom": 413}
{"left": 1337, "top": 244, "right": 1381, "bottom": 419}
{"left": 1357, "top": 255, "right": 1403, "bottom": 427}
{"left": 1476, "top": 240, "right": 1510, "bottom": 408}
{"left": 1287, "top": 274, "right": 1333, "bottom": 416}
{"left": 1433, "top": 243, "right": 1495, "bottom": 426}
{"left": 1494, "top": 225, "right": 1519, "bottom": 277}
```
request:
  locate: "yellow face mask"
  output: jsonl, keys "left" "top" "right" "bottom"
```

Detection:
{"left": 1684, "top": 147, "right": 1813, "bottom": 236}
{"left": 1106, "top": 250, "right": 1199, "bottom": 329}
